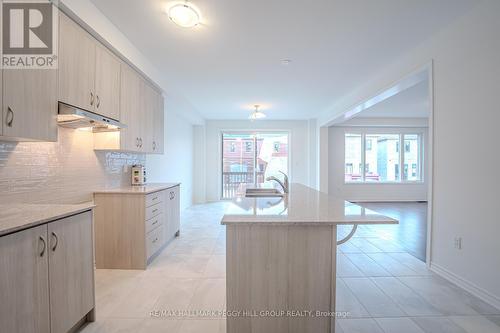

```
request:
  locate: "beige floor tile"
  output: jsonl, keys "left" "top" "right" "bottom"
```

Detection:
{"left": 204, "top": 255, "right": 226, "bottom": 278}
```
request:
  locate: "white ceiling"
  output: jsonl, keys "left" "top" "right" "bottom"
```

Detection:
{"left": 353, "top": 80, "right": 430, "bottom": 119}
{"left": 90, "top": 0, "right": 476, "bottom": 120}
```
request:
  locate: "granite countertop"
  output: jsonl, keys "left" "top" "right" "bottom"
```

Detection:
{"left": 221, "top": 183, "right": 398, "bottom": 226}
{"left": 0, "top": 202, "right": 95, "bottom": 237}
{"left": 93, "top": 182, "right": 180, "bottom": 195}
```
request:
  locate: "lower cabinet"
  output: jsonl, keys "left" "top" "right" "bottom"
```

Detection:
{"left": 94, "top": 185, "right": 181, "bottom": 269}
{"left": 0, "top": 211, "right": 95, "bottom": 333}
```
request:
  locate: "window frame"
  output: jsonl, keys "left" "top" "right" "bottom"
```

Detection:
{"left": 344, "top": 131, "right": 424, "bottom": 185}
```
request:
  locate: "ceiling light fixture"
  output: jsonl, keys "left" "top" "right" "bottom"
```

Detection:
{"left": 168, "top": 1, "right": 200, "bottom": 28}
{"left": 249, "top": 105, "right": 266, "bottom": 120}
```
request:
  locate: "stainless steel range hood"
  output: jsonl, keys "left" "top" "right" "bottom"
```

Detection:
{"left": 57, "top": 102, "right": 126, "bottom": 132}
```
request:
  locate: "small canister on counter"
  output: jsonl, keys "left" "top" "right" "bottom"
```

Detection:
{"left": 131, "top": 165, "right": 146, "bottom": 185}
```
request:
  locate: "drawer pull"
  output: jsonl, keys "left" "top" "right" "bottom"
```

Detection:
{"left": 152, "top": 196, "right": 158, "bottom": 201}
{"left": 152, "top": 220, "right": 158, "bottom": 226}
{"left": 152, "top": 208, "right": 158, "bottom": 213}
{"left": 51, "top": 232, "right": 59, "bottom": 251}
{"left": 152, "top": 237, "right": 158, "bottom": 243}
{"left": 39, "top": 236, "right": 46, "bottom": 257}
{"left": 6, "top": 107, "right": 14, "bottom": 127}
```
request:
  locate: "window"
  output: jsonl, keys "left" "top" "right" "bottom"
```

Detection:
{"left": 273, "top": 142, "right": 280, "bottom": 152}
{"left": 222, "top": 132, "right": 289, "bottom": 199}
{"left": 403, "top": 134, "right": 421, "bottom": 181}
{"left": 365, "top": 134, "right": 400, "bottom": 182}
{"left": 344, "top": 133, "right": 423, "bottom": 183}
{"left": 344, "top": 134, "right": 362, "bottom": 182}
{"left": 245, "top": 141, "right": 252, "bottom": 152}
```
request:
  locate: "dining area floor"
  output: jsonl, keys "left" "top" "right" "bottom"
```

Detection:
{"left": 81, "top": 202, "right": 500, "bottom": 333}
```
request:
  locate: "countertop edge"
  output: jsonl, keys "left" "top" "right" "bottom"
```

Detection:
{"left": 221, "top": 217, "right": 398, "bottom": 226}
{"left": 0, "top": 203, "right": 95, "bottom": 237}
{"left": 93, "top": 183, "right": 181, "bottom": 195}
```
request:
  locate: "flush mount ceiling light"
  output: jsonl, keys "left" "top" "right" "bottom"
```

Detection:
{"left": 249, "top": 105, "right": 266, "bottom": 120}
{"left": 168, "top": 1, "right": 200, "bottom": 28}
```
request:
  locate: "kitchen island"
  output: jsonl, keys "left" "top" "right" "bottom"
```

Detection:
{"left": 221, "top": 183, "right": 397, "bottom": 333}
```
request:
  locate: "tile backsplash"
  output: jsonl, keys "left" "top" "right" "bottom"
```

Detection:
{"left": 0, "top": 127, "right": 145, "bottom": 204}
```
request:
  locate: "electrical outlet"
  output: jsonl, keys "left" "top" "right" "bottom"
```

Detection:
{"left": 454, "top": 237, "right": 462, "bottom": 250}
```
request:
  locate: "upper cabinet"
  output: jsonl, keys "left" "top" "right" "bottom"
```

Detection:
{"left": 59, "top": 13, "right": 120, "bottom": 121}
{"left": 0, "top": 2, "right": 57, "bottom": 142}
{"left": 2, "top": 70, "right": 58, "bottom": 141}
{"left": 94, "top": 44, "right": 121, "bottom": 120}
{"left": 94, "top": 62, "right": 164, "bottom": 154}
{"left": 0, "top": 10, "right": 163, "bottom": 147}
{"left": 153, "top": 89, "right": 165, "bottom": 154}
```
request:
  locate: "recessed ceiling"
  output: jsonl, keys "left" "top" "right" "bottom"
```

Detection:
{"left": 90, "top": 0, "right": 477, "bottom": 120}
{"left": 353, "top": 80, "right": 430, "bottom": 119}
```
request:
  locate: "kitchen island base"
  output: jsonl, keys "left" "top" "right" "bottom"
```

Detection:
{"left": 226, "top": 224, "right": 337, "bottom": 333}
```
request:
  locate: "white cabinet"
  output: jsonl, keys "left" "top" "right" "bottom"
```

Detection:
{"left": 0, "top": 211, "right": 95, "bottom": 333}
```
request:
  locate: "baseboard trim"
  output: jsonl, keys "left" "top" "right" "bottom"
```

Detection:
{"left": 430, "top": 262, "right": 500, "bottom": 311}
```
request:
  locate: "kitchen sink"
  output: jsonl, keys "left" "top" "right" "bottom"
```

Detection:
{"left": 245, "top": 188, "right": 285, "bottom": 197}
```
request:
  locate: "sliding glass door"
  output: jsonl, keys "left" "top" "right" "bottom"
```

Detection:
{"left": 221, "top": 132, "right": 289, "bottom": 199}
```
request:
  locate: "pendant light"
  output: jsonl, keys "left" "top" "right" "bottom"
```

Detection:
{"left": 249, "top": 105, "right": 266, "bottom": 120}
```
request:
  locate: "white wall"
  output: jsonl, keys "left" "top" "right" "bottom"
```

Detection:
{"left": 319, "top": 0, "right": 500, "bottom": 308}
{"left": 328, "top": 118, "right": 428, "bottom": 202}
{"left": 147, "top": 98, "right": 194, "bottom": 210}
{"left": 195, "top": 119, "right": 317, "bottom": 202}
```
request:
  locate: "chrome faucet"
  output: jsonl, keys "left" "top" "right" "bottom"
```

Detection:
{"left": 266, "top": 171, "right": 289, "bottom": 193}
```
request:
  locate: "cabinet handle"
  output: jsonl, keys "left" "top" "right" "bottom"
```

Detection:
{"left": 39, "top": 236, "right": 46, "bottom": 257}
{"left": 152, "top": 196, "right": 158, "bottom": 201}
{"left": 51, "top": 232, "right": 59, "bottom": 251}
{"left": 90, "top": 92, "right": 94, "bottom": 106}
{"left": 152, "top": 141, "right": 156, "bottom": 151}
{"left": 6, "top": 107, "right": 14, "bottom": 127}
{"left": 139, "top": 138, "right": 143, "bottom": 148}
{"left": 152, "top": 220, "right": 158, "bottom": 226}
{"left": 96, "top": 95, "right": 100, "bottom": 108}
{"left": 152, "top": 208, "right": 158, "bottom": 213}
{"left": 136, "top": 137, "right": 139, "bottom": 147}
{"left": 153, "top": 237, "right": 158, "bottom": 243}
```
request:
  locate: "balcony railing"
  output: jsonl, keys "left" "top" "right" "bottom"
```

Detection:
{"left": 222, "top": 171, "right": 265, "bottom": 199}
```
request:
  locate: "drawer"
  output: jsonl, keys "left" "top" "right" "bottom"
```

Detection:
{"left": 145, "top": 190, "right": 165, "bottom": 207}
{"left": 146, "top": 224, "right": 164, "bottom": 259}
{"left": 146, "top": 213, "right": 164, "bottom": 235}
{"left": 145, "top": 202, "right": 163, "bottom": 221}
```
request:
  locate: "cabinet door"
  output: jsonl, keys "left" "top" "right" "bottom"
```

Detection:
{"left": 2, "top": 69, "right": 57, "bottom": 141}
{"left": 58, "top": 13, "right": 96, "bottom": 112}
{"left": 48, "top": 211, "right": 94, "bottom": 333}
{"left": 171, "top": 186, "right": 180, "bottom": 234}
{"left": 152, "top": 90, "right": 164, "bottom": 154}
{"left": 95, "top": 44, "right": 121, "bottom": 120}
{"left": 166, "top": 186, "right": 180, "bottom": 238}
{"left": 0, "top": 225, "right": 50, "bottom": 333}
{"left": 120, "top": 64, "right": 143, "bottom": 151}
{"left": 140, "top": 79, "right": 155, "bottom": 153}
